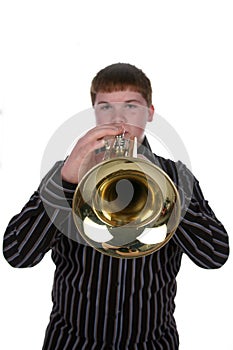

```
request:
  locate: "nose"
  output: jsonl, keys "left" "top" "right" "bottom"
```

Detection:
{"left": 111, "top": 105, "right": 127, "bottom": 124}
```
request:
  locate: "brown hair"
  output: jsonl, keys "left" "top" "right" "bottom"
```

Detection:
{"left": 90, "top": 63, "right": 152, "bottom": 106}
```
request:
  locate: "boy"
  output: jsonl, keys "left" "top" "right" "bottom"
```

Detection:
{"left": 3, "top": 63, "right": 229, "bottom": 349}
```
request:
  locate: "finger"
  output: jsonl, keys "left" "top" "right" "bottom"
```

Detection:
{"left": 85, "top": 123, "right": 124, "bottom": 139}
{"left": 69, "top": 124, "right": 125, "bottom": 160}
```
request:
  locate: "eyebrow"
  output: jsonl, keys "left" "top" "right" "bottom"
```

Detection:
{"left": 96, "top": 99, "right": 142, "bottom": 105}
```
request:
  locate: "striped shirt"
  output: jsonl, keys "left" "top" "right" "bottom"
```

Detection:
{"left": 3, "top": 138, "right": 229, "bottom": 349}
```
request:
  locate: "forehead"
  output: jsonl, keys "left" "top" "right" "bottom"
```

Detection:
{"left": 94, "top": 90, "right": 147, "bottom": 105}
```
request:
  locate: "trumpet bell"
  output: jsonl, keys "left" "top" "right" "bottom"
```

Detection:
{"left": 72, "top": 156, "right": 181, "bottom": 258}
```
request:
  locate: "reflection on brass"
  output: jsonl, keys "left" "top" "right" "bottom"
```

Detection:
{"left": 72, "top": 135, "right": 181, "bottom": 258}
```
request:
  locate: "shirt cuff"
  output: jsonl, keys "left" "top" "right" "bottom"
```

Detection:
{"left": 39, "top": 161, "right": 76, "bottom": 211}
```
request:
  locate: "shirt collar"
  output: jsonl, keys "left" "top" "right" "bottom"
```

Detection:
{"left": 138, "top": 136, "right": 164, "bottom": 168}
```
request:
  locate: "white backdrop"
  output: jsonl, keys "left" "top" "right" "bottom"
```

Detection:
{"left": 0, "top": 1, "right": 232, "bottom": 349}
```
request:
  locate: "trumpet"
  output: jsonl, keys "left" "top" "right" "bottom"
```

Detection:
{"left": 72, "top": 134, "right": 181, "bottom": 258}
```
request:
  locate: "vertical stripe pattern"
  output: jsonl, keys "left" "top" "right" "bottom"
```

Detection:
{"left": 3, "top": 137, "right": 229, "bottom": 349}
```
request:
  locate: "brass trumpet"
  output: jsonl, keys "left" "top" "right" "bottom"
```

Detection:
{"left": 72, "top": 134, "right": 181, "bottom": 258}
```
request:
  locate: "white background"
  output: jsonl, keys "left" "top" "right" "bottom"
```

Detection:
{"left": 0, "top": 1, "right": 232, "bottom": 349}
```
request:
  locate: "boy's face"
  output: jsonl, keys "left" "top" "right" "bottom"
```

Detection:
{"left": 94, "top": 90, "right": 154, "bottom": 142}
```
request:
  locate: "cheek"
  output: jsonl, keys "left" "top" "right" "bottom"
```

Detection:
{"left": 126, "top": 125, "right": 145, "bottom": 140}
{"left": 95, "top": 114, "right": 105, "bottom": 126}
{"left": 95, "top": 118, "right": 101, "bottom": 126}
{"left": 125, "top": 115, "right": 148, "bottom": 140}
{"left": 126, "top": 114, "right": 147, "bottom": 129}
{"left": 95, "top": 112, "right": 116, "bottom": 126}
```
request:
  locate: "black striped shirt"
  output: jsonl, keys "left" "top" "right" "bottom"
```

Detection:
{"left": 3, "top": 138, "right": 229, "bottom": 349}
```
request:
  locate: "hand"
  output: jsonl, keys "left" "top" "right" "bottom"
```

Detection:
{"left": 61, "top": 124, "right": 124, "bottom": 184}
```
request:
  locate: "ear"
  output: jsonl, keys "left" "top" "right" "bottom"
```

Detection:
{"left": 147, "top": 104, "right": 155, "bottom": 122}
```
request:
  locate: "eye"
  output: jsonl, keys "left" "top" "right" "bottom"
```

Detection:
{"left": 100, "top": 104, "right": 112, "bottom": 111}
{"left": 125, "top": 103, "right": 138, "bottom": 109}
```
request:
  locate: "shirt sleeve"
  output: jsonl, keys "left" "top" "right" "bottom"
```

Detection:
{"left": 173, "top": 161, "right": 229, "bottom": 269}
{"left": 2, "top": 161, "right": 76, "bottom": 268}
